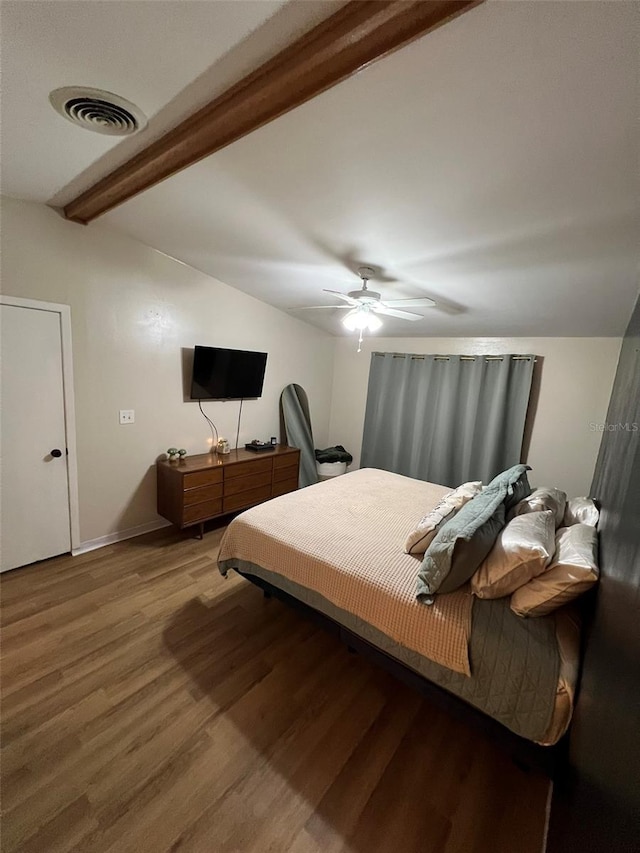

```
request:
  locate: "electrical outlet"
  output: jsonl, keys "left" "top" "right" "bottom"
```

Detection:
{"left": 119, "top": 410, "right": 135, "bottom": 424}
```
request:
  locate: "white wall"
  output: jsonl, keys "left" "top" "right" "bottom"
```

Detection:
{"left": 328, "top": 336, "right": 622, "bottom": 498}
{"left": 0, "top": 196, "right": 623, "bottom": 549}
{"left": 0, "top": 196, "right": 335, "bottom": 546}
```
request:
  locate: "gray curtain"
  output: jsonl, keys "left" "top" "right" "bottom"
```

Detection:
{"left": 360, "top": 353, "right": 535, "bottom": 487}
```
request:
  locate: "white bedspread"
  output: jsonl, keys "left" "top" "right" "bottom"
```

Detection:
{"left": 218, "top": 468, "right": 473, "bottom": 675}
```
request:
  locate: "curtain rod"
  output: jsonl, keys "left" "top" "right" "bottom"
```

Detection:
{"left": 373, "top": 353, "right": 537, "bottom": 362}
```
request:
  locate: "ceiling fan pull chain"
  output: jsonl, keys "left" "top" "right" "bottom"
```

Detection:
{"left": 357, "top": 328, "right": 364, "bottom": 353}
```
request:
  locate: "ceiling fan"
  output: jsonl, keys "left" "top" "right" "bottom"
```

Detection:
{"left": 293, "top": 266, "right": 436, "bottom": 349}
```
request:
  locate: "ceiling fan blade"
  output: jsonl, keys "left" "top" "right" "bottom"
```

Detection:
{"left": 322, "top": 289, "right": 360, "bottom": 306}
{"left": 382, "top": 297, "right": 436, "bottom": 308}
{"left": 372, "top": 304, "right": 423, "bottom": 321}
{"left": 288, "top": 304, "right": 351, "bottom": 310}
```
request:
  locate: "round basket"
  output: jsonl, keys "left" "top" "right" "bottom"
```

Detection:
{"left": 316, "top": 461, "right": 348, "bottom": 480}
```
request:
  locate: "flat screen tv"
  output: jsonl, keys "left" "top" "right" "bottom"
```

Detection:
{"left": 190, "top": 346, "right": 268, "bottom": 400}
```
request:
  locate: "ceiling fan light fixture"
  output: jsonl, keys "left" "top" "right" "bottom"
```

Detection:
{"left": 342, "top": 308, "right": 382, "bottom": 332}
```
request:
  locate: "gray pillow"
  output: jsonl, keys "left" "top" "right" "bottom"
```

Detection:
{"left": 439, "top": 502, "right": 506, "bottom": 595}
{"left": 417, "top": 487, "right": 505, "bottom": 601}
{"left": 417, "top": 464, "right": 531, "bottom": 601}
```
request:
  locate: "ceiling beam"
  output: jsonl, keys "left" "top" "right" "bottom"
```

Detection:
{"left": 63, "top": 0, "right": 482, "bottom": 224}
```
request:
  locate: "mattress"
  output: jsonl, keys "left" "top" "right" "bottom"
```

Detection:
{"left": 218, "top": 468, "right": 578, "bottom": 745}
{"left": 219, "top": 468, "right": 470, "bottom": 674}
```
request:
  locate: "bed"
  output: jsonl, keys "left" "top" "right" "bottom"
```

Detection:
{"left": 218, "top": 468, "right": 580, "bottom": 769}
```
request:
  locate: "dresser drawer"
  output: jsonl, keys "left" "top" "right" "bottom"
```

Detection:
{"left": 273, "top": 452, "right": 299, "bottom": 470}
{"left": 183, "top": 482, "right": 223, "bottom": 506}
{"left": 272, "top": 476, "right": 298, "bottom": 498}
{"left": 224, "top": 470, "right": 271, "bottom": 497}
{"left": 224, "top": 458, "right": 272, "bottom": 480}
{"left": 273, "top": 463, "right": 298, "bottom": 485}
{"left": 183, "top": 498, "right": 223, "bottom": 524}
{"left": 183, "top": 468, "right": 223, "bottom": 490}
{"left": 223, "top": 484, "right": 272, "bottom": 513}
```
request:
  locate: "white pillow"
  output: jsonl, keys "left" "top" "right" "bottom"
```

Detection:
{"left": 563, "top": 497, "right": 599, "bottom": 527}
{"left": 470, "top": 510, "right": 556, "bottom": 599}
{"left": 404, "top": 481, "right": 482, "bottom": 556}
{"left": 511, "top": 524, "right": 599, "bottom": 617}
{"left": 511, "top": 487, "right": 567, "bottom": 527}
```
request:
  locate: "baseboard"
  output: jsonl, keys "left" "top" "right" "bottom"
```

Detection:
{"left": 72, "top": 519, "right": 172, "bottom": 556}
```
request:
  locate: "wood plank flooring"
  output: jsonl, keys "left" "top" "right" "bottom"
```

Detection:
{"left": 1, "top": 526, "right": 549, "bottom": 853}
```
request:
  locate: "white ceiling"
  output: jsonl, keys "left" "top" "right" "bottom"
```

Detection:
{"left": 2, "top": 0, "right": 638, "bottom": 337}
{"left": 0, "top": 0, "right": 336, "bottom": 201}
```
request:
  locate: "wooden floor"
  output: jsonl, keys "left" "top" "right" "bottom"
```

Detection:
{"left": 1, "top": 526, "right": 549, "bottom": 853}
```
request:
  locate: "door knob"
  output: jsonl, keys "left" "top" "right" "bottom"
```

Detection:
{"left": 51, "top": 448, "right": 62, "bottom": 458}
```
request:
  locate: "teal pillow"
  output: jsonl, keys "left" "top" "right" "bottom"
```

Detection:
{"left": 416, "top": 486, "right": 506, "bottom": 601}
{"left": 416, "top": 465, "right": 530, "bottom": 601}
{"left": 485, "top": 464, "right": 532, "bottom": 512}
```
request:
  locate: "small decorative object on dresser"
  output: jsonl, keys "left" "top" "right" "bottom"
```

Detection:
{"left": 216, "top": 437, "right": 230, "bottom": 455}
{"left": 157, "top": 445, "right": 300, "bottom": 538}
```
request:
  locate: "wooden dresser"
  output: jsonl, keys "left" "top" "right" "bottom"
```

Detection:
{"left": 157, "top": 445, "right": 300, "bottom": 536}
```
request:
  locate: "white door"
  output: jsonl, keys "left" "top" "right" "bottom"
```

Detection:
{"left": 1, "top": 303, "right": 71, "bottom": 571}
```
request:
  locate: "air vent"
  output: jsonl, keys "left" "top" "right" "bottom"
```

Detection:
{"left": 49, "top": 87, "right": 147, "bottom": 136}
